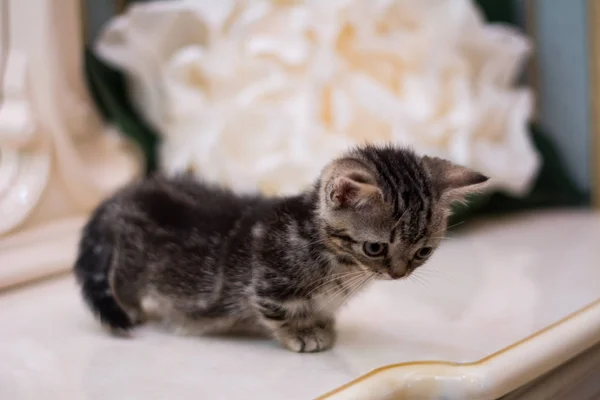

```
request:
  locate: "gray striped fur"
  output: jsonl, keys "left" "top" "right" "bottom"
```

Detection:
{"left": 74, "top": 144, "right": 488, "bottom": 352}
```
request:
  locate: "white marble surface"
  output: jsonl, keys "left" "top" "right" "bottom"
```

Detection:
{"left": 0, "top": 211, "right": 599, "bottom": 399}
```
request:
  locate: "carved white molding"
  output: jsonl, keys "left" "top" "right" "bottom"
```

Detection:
{"left": 0, "top": 0, "right": 142, "bottom": 289}
{"left": 0, "top": 47, "right": 50, "bottom": 234}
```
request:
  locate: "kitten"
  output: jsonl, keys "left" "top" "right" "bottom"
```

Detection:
{"left": 74, "top": 145, "right": 488, "bottom": 352}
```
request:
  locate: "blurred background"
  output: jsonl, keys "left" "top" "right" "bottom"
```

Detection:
{"left": 2, "top": 1, "right": 600, "bottom": 399}
{"left": 84, "top": 0, "right": 594, "bottom": 216}
{"left": 1, "top": 0, "right": 598, "bottom": 287}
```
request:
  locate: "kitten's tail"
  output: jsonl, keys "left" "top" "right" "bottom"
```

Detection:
{"left": 73, "top": 205, "right": 134, "bottom": 332}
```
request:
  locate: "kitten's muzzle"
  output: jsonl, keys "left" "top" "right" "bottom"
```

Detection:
{"left": 387, "top": 261, "right": 412, "bottom": 280}
{"left": 388, "top": 270, "right": 407, "bottom": 280}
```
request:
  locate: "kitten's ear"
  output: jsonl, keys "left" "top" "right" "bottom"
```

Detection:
{"left": 422, "top": 156, "right": 489, "bottom": 203}
{"left": 323, "top": 159, "right": 383, "bottom": 210}
{"left": 329, "top": 175, "right": 383, "bottom": 209}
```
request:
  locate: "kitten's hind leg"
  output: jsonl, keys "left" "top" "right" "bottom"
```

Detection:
{"left": 75, "top": 216, "right": 140, "bottom": 334}
{"left": 139, "top": 294, "right": 238, "bottom": 336}
{"left": 109, "top": 267, "right": 145, "bottom": 326}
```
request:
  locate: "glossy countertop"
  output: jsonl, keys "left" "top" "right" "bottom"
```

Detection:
{"left": 1, "top": 211, "right": 599, "bottom": 399}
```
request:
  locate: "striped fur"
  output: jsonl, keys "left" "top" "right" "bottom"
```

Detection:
{"left": 74, "top": 145, "right": 487, "bottom": 352}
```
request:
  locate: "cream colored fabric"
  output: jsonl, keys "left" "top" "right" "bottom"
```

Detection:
{"left": 0, "top": 0, "right": 141, "bottom": 289}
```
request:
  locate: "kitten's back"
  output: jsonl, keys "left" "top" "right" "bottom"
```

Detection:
{"left": 74, "top": 175, "right": 261, "bottom": 332}
{"left": 124, "top": 175, "right": 258, "bottom": 234}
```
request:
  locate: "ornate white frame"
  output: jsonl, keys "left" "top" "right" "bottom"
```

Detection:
{"left": 0, "top": 0, "right": 141, "bottom": 289}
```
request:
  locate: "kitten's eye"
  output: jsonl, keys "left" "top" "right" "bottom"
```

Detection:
{"left": 415, "top": 246, "right": 433, "bottom": 260}
{"left": 362, "top": 242, "right": 388, "bottom": 257}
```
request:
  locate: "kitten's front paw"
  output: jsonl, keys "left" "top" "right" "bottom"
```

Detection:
{"left": 277, "top": 324, "right": 335, "bottom": 353}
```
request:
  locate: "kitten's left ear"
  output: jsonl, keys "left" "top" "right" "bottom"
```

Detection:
{"left": 421, "top": 156, "right": 489, "bottom": 204}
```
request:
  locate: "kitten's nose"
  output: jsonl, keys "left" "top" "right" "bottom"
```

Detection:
{"left": 388, "top": 266, "right": 408, "bottom": 280}
{"left": 388, "top": 270, "right": 404, "bottom": 279}
{"left": 388, "top": 257, "right": 409, "bottom": 279}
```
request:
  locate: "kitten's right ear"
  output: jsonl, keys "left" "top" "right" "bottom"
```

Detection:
{"left": 323, "top": 159, "right": 383, "bottom": 210}
{"left": 329, "top": 175, "right": 383, "bottom": 209}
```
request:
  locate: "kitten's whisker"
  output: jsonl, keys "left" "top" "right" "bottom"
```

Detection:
{"left": 310, "top": 268, "right": 365, "bottom": 284}
{"left": 340, "top": 274, "right": 373, "bottom": 307}
{"left": 420, "top": 267, "right": 444, "bottom": 275}
{"left": 313, "top": 282, "right": 352, "bottom": 313}
{"left": 306, "top": 271, "right": 366, "bottom": 297}
{"left": 313, "top": 275, "right": 361, "bottom": 299}
{"left": 414, "top": 274, "right": 429, "bottom": 287}
{"left": 447, "top": 221, "right": 465, "bottom": 230}
{"left": 431, "top": 221, "right": 464, "bottom": 237}
{"left": 418, "top": 267, "right": 448, "bottom": 280}
{"left": 314, "top": 273, "right": 366, "bottom": 300}
{"left": 310, "top": 269, "right": 360, "bottom": 282}
{"left": 315, "top": 273, "right": 367, "bottom": 312}
{"left": 408, "top": 274, "right": 427, "bottom": 289}
{"left": 411, "top": 270, "right": 434, "bottom": 288}
{"left": 328, "top": 272, "right": 373, "bottom": 310}
{"left": 312, "top": 270, "right": 363, "bottom": 285}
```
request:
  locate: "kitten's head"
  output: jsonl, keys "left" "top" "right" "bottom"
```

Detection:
{"left": 317, "top": 145, "right": 489, "bottom": 280}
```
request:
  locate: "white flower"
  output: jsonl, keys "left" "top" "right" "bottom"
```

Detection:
{"left": 97, "top": 0, "right": 539, "bottom": 196}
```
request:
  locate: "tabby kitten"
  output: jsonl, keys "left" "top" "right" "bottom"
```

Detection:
{"left": 74, "top": 145, "right": 487, "bottom": 352}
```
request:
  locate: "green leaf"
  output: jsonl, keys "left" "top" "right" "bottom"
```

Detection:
{"left": 474, "top": 0, "right": 517, "bottom": 24}
{"left": 84, "top": 48, "right": 160, "bottom": 174}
